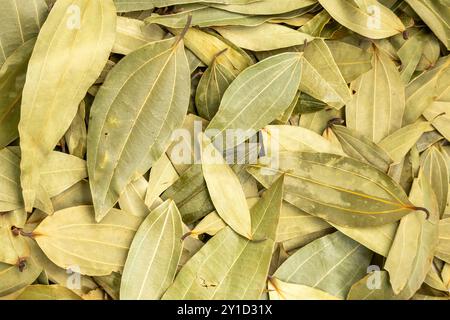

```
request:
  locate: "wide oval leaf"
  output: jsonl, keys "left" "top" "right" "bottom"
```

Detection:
{"left": 274, "top": 231, "right": 372, "bottom": 299}
{"left": 34, "top": 206, "right": 142, "bottom": 276}
{"left": 206, "top": 52, "right": 302, "bottom": 148}
{"left": 87, "top": 37, "right": 190, "bottom": 222}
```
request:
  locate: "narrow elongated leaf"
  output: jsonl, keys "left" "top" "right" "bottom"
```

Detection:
{"left": 248, "top": 152, "right": 418, "bottom": 227}
{"left": 0, "top": 148, "right": 23, "bottom": 211}
{"left": 34, "top": 206, "right": 142, "bottom": 276}
{"left": 403, "top": 56, "right": 450, "bottom": 125}
{"left": 201, "top": 134, "right": 252, "bottom": 239}
{"left": 161, "top": 165, "right": 214, "bottom": 224}
{"left": 385, "top": 212, "right": 422, "bottom": 294}
{"left": 436, "top": 218, "right": 450, "bottom": 263}
{"left": 87, "top": 37, "right": 190, "bottom": 222}
{"left": 262, "top": 125, "right": 345, "bottom": 157}
{"left": 300, "top": 39, "right": 352, "bottom": 109}
{"left": 206, "top": 52, "right": 302, "bottom": 147}
{"left": 212, "top": 0, "right": 317, "bottom": 15}
{"left": 318, "top": 0, "right": 405, "bottom": 39}
{"left": 19, "top": 0, "right": 116, "bottom": 212}
{"left": 195, "top": 53, "right": 236, "bottom": 120}
{"left": 331, "top": 125, "right": 393, "bottom": 172}
{"left": 119, "top": 177, "right": 150, "bottom": 218}
{"left": 114, "top": 0, "right": 255, "bottom": 13}
{"left": 346, "top": 47, "right": 405, "bottom": 143}
{"left": 214, "top": 23, "right": 314, "bottom": 51}
{"left": 145, "top": 154, "right": 178, "bottom": 209}
{"left": 146, "top": 5, "right": 288, "bottom": 28}
{"left": 378, "top": 121, "right": 434, "bottom": 163}
{"left": 396, "top": 175, "right": 439, "bottom": 299}
{"left": 0, "top": 39, "right": 35, "bottom": 148}
{"left": 422, "top": 147, "right": 449, "bottom": 217}
{"left": 120, "top": 200, "right": 183, "bottom": 300}
{"left": 274, "top": 231, "right": 372, "bottom": 299}
{"left": 405, "top": 0, "right": 450, "bottom": 50}
{"left": 0, "top": 0, "right": 47, "bottom": 67}
{"left": 65, "top": 101, "right": 87, "bottom": 159}
{"left": 162, "top": 176, "right": 284, "bottom": 299}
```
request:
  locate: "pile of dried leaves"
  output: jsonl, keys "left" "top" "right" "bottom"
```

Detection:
{"left": 0, "top": 0, "right": 449, "bottom": 300}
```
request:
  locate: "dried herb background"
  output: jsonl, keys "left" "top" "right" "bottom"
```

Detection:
{"left": 0, "top": 0, "right": 449, "bottom": 300}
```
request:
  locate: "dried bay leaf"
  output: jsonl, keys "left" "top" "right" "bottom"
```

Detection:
{"left": 326, "top": 40, "right": 373, "bottom": 83}
{"left": 318, "top": 0, "right": 405, "bottom": 39}
{"left": 403, "top": 56, "right": 450, "bottom": 125}
{"left": 437, "top": 218, "right": 450, "bottom": 263}
{"left": 16, "top": 285, "right": 82, "bottom": 300}
{"left": 268, "top": 278, "right": 341, "bottom": 300}
{"left": 34, "top": 206, "right": 142, "bottom": 276}
{"left": 0, "top": 238, "right": 42, "bottom": 297}
{"left": 201, "top": 134, "right": 252, "bottom": 239}
{"left": 40, "top": 151, "right": 88, "bottom": 198}
{"left": 113, "top": 0, "right": 256, "bottom": 13}
{"left": 346, "top": 46, "right": 405, "bottom": 143}
{"left": 0, "top": 147, "right": 24, "bottom": 211}
{"left": 162, "top": 176, "right": 284, "bottom": 299}
{"left": 64, "top": 101, "right": 87, "bottom": 159}
{"left": 0, "top": 38, "right": 35, "bottom": 148}
{"left": 262, "top": 125, "right": 345, "bottom": 156}
{"left": 119, "top": 177, "right": 150, "bottom": 218}
{"left": 332, "top": 222, "right": 397, "bottom": 257}
{"left": 422, "top": 147, "right": 449, "bottom": 217}
{"left": 146, "top": 5, "right": 289, "bottom": 28}
{"left": 347, "top": 271, "right": 399, "bottom": 300}
{"left": 0, "top": 0, "right": 47, "bottom": 67}
{"left": 385, "top": 212, "right": 422, "bottom": 294}
{"left": 145, "top": 154, "right": 179, "bottom": 209}
{"left": 162, "top": 164, "right": 214, "bottom": 224}
{"left": 405, "top": 0, "right": 450, "bottom": 50}
{"left": 211, "top": 0, "right": 317, "bottom": 15}
{"left": 214, "top": 23, "right": 314, "bottom": 51}
{"left": 113, "top": 16, "right": 166, "bottom": 55}
{"left": 88, "top": 36, "right": 190, "bottom": 222}
{"left": 300, "top": 39, "right": 352, "bottom": 109}
{"left": 274, "top": 231, "right": 372, "bottom": 299}
{"left": 331, "top": 125, "right": 393, "bottom": 172}
{"left": 0, "top": 211, "right": 29, "bottom": 265}
{"left": 120, "top": 200, "right": 183, "bottom": 300}
{"left": 195, "top": 51, "right": 236, "bottom": 120}
{"left": 249, "top": 152, "right": 418, "bottom": 227}
{"left": 276, "top": 201, "right": 333, "bottom": 244}
{"left": 206, "top": 52, "right": 303, "bottom": 147}
{"left": 173, "top": 27, "right": 253, "bottom": 76}
{"left": 19, "top": 0, "right": 116, "bottom": 212}
{"left": 378, "top": 121, "right": 434, "bottom": 163}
